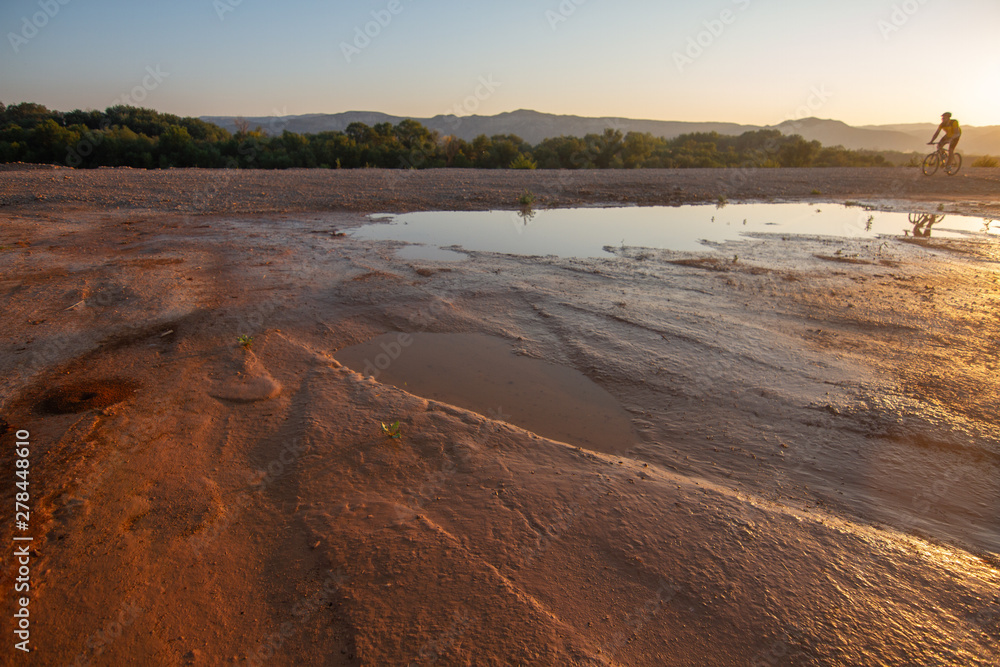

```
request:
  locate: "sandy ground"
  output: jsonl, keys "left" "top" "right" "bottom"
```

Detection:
{"left": 1, "top": 168, "right": 999, "bottom": 665}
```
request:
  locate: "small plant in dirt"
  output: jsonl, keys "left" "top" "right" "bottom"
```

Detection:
{"left": 381, "top": 420, "right": 402, "bottom": 439}
{"left": 810, "top": 189, "right": 822, "bottom": 195}
{"left": 716, "top": 194, "right": 728, "bottom": 208}
{"left": 972, "top": 155, "right": 999, "bottom": 168}
{"left": 518, "top": 190, "right": 536, "bottom": 207}
{"left": 238, "top": 334, "right": 254, "bottom": 349}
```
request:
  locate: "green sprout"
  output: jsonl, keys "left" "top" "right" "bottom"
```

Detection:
{"left": 517, "top": 190, "right": 536, "bottom": 207}
{"left": 237, "top": 334, "right": 254, "bottom": 349}
{"left": 381, "top": 420, "right": 402, "bottom": 439}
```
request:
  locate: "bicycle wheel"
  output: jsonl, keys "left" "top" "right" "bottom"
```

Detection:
{"left": 922, "top": 152, "right": 940, "bottom": 176}
{"left": 945, "top": 152, "right": 962, "bottom": 176}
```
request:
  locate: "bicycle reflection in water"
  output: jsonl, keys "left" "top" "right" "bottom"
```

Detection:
{"left": 907, "top": 212, "right": 941, "bottom": 238}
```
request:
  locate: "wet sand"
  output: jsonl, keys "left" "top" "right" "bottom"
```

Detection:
{"left": 1, "top": 168, "right": 999, "bottom": 665}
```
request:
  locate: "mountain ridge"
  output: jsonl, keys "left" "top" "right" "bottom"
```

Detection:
{"left": 199, "top": 110, "right": 1000, "bottom": 154}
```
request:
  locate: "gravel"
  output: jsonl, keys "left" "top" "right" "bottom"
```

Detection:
{"left": 2, "top": 167, "right": 999, "bottom": 216}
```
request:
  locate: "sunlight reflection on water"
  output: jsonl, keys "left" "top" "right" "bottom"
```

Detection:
{"left": 350, "top": 203, "right": 998, "bottom": 260}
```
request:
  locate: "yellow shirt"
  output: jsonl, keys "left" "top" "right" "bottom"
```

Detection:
{"left": 940, "top": 119, "right": 961, "bottom": 138}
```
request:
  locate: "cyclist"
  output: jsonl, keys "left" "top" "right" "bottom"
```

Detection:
{"left": 929, "top": 112, "right": 961, "bottom": 163}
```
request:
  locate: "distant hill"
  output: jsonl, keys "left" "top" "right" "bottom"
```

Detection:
{"left": 200, "top": 110, "right": 1000, "bottom": 154}
{"left": 772, "top": 118, "right": 923, "bottom": 152}
{"left": 201, "top": 109, "right": 758, "bottom": 145}
{"left": 777, "top": 118, "right": 1000, "bottom": 154}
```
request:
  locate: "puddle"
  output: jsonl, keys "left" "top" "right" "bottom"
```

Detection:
{"left": 350, "top": 204, "right": 999, "bottom": 258}
{"left": 334, "top": 333, "right": 637, "bottom": 454}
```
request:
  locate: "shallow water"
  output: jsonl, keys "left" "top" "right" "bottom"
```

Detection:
{"left": 334, "top": 332, "right": 637, "bottom": 453}
{"left": 350, "top": 203, "right": 998, "bottom": 259}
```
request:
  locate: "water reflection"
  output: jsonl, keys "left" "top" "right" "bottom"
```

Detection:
{"left": 349, "top": 204, "right": 997, "bottom": 259}
{"left": 907, "top": 213, "right": 941, "bottom": 238}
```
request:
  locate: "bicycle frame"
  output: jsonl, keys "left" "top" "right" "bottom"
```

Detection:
{"left": 922, "top": 142, "right": 962, "bottom": 176}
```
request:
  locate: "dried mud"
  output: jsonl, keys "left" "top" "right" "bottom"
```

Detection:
{"left": 1, "top": 168, "right": 999, "bottom": 665}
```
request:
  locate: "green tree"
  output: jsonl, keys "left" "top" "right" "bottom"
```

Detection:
{"left": 532, "top": 135, "right": 590, "bottom": 169}
{"left": 29, "top": 119, "right": 79, "bottom": 163}
{"left": 777, "top": 136, "right": 820, "bottom": 167}
{"left": 621, "top": 132, "right": 658, "bottom": 168}
{"left": 483, "top": 134, "right": 529, "bottom": 168}
{"left": 586, "top": 128, "right": 624, "bottom": 168}
{"left": 4, "top": 102, "right": 54, "bottom": 130}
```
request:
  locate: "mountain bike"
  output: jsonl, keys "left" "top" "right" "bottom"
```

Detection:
{"left": 922, "top": 141, "right": 962, "bottom": 176}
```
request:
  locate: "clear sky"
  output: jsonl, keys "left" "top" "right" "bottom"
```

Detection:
{"left": 2, "top": 0, "right": 999, "bottom": 127}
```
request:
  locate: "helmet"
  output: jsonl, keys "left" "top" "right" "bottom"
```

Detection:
{"left": 941, "top": 111, "right": 952, "bottom": 118}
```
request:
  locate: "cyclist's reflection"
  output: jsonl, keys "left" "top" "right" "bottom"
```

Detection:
{"left": 908, "top": 213, "right": 942, "bottom": 237}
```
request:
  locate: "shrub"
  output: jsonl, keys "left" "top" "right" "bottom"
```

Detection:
{"left": 510, "top": 153, "right": 537, "bottom": 169}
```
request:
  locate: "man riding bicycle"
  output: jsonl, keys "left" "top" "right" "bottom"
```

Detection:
{"left": 929, "top": 112, "right": 961, "bottom": 163}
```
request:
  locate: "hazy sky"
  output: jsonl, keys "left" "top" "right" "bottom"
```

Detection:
{"left": 3, "top": 0, "right": 999, "bottom": 127}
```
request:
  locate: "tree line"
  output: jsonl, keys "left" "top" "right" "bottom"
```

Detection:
{"left": 0, "top": 101, "right": 894, "bottom": 170}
